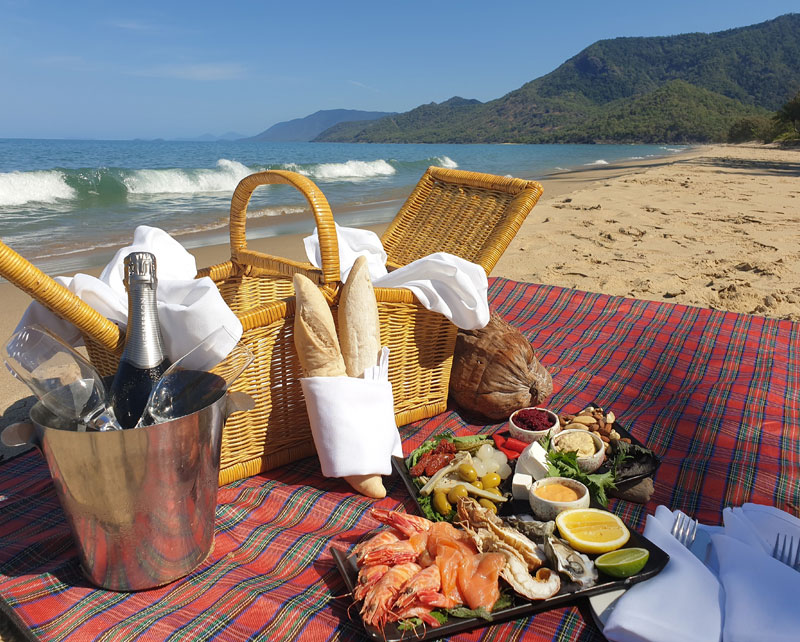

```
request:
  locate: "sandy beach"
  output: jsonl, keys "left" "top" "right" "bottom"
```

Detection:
{"left": 0, "top": 142, "right": 798, "bottom": 641}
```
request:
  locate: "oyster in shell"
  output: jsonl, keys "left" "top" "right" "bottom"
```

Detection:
{"left": 544, "top": 536, "right": 598, "bottom": 589}
{"left": 503, "top": 515, "right": 555, "bottom": 544}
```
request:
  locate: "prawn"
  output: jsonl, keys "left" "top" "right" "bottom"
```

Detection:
{"left": 361, "top": 562, "right": 421, "bottom": 631}
{"left": 354, "top": 564, "right": 390, "bottom": 602}
{"left": 371, "top": 508, "right": 433, "bottom": 537}
{"left": 392, "top": 564, "right": 441, "bottom": 612}
{"left": 360, "top": 531, "right": 428, "bottom": 566}
{"left": 352, "top": 530, "right": 400, "bottom": 566}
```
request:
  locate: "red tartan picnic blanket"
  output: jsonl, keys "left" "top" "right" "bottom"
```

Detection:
{"left": 1, "top": 278, "right": 798, "bottom": 641}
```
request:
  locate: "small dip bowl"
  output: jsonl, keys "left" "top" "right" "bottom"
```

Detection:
{"left": 552, "top": 428, "right": 605, "bottom": 473}
{"left": 509, "top": 407, "right": 561, "bottom": 443}
{"left": 528, "top": 476, "right": 590, "bottom": 521}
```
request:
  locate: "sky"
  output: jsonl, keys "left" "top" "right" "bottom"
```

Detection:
{"left": 0, "top": 0, "right": 797, "bottom": 140}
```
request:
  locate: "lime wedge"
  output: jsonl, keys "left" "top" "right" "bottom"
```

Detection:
{"left": 595, "top": 547, "right": 650, "bottom": 578}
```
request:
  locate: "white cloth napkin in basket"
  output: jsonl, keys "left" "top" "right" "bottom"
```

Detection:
{"left": 304, "top": 224, "right": 490, "bottom": 330}
{"left": 17, "top": 226, "right": 242, "bottom": 363}
{"left": 300, "top": 347, "right": 402, "bottom": 477}
{"left": 604, "top": 503, "right": 800, "bottom": 642}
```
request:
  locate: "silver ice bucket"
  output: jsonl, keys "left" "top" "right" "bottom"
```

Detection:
{"left": 1, "top": 382, "right": 246, "bottom": 591}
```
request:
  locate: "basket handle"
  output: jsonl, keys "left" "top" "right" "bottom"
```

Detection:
{"left": 229, "top": 170, "right": 340, "bottom": 285}
{"left": 0, "top": 241, "right": 124, "bottom": 354}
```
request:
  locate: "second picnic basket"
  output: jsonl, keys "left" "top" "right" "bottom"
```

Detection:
{"left": 0, "top": 166, "right": 543, "bottom": 485}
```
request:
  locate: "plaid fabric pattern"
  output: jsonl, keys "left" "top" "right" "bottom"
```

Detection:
{"left": 1, "top": 278, "right": 797, "bottom": 641}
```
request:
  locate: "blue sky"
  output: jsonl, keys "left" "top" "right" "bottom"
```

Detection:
{"left": 1, "top": 0, "right": 796, "bottom": 140}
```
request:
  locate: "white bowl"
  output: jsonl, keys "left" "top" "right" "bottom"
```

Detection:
{"left": 551, "top": 429, "right": 605, "bottom": 473}
{"left": 508, "top": 407, "right": 561, "bottom": 443}
{"left": 528, "top": 476, "right": 590, "bottom": 521}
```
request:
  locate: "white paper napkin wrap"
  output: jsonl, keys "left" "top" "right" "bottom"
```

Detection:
{"left": 300, "top": 348, "right": 403, "bottom": 478}
{"left": 304, "top": 225, "right": 489, "bottom": 330}
{"left": 17, "top": 226, "right": 242, "bottom": 363}
{"left": 603, "top": 508, "right": 724, "bottom": 642}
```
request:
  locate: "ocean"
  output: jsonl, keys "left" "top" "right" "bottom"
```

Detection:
{"left": 0, "top": 139, "right": 687, "bottom": 275}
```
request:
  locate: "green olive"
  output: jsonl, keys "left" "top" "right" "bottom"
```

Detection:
{"left": 433, "top": 490, "right": 452, "bottom": 515}
{"left": 484, "top": 486, "right": 503, "bottom": 498}
{"left": 471, "top": 480, "right": 484, "bottom": 491}
{"left": 481, "top": 472, "right": 501, "bottom": 489}
{"left": 458, "top": 464, "right": 478, "bottom": 483}
{"left": 447, "top": 484, "right": 470, "bottom": 504}
{"left": 478, "top": 498, "right": 498, "bottom": 513}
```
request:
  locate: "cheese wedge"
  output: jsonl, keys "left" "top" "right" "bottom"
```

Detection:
{"left": 516, "top": 441, "right": 550, "bottom": 480}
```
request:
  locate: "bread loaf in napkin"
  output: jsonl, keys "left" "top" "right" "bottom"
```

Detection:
{"left": 338, "top": 256, "right": 386, "bottom": 499}
{"left": 293, "top": 269, "right": 387, "bottom": 499}
{"left": 293, "top": 274, "right": 347, "bottom": 378}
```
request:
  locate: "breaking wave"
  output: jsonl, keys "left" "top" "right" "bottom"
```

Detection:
{"left": 0, "top": 170, "right": 76, "bottom": 207}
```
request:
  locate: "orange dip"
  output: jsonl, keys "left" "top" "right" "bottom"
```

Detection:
{"left": 534, "top": 483, "right": 580, "bottom": 503}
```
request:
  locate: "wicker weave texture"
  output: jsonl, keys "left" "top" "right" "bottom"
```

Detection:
{"left": 0, "top": 167, "right": 542, "bottom": 485}
{"left": 382, "top": 166, "right": 543, "bottom": 274}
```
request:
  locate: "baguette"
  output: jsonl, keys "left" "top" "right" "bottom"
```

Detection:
{"left": 338, "top": 256, "right": 381, "bottom": 378}
{"left": 338, "top": 256, "right": 386, "bottom": 498}
{"left": 293, "top": 274, "right": 347, "bottom": 377}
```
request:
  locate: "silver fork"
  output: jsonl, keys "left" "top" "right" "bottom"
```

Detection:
{"left": 772, "top": 533, "right": 800, "bottom": 571}
{"left": 671, "top": 512, "right": 698, "bottom": 548}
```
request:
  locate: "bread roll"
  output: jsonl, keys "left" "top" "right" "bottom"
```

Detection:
{"left": 338, "top": 256, "right": 381, "bottom": 378}
{"left": 293, "top": 274, "right": 347, "bottom": 377}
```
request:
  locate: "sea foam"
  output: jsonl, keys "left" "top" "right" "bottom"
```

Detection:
{"left": 288, "top": 159, "right": 396, "bottom": 181}
{"left": 584, "top": 159, "right": 609, "bottom": 166}
{"left": 436, "top": 156, "right": 458, "bottom": 169}
{"left": 0, "top": 170, "right": 76, "bottom": 207}
{"left": 124, "top": 159, "right": 252, "bottom": 195}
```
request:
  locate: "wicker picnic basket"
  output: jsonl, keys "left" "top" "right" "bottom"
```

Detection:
{"left": 0, "top": 166, "right": 542, "bottom": 485}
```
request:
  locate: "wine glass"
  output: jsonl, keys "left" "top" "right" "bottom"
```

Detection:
{"left": 138, "top": 327, "right": 254, "bottom": 426}
{"left": 3, "top": 325, "right": 121, "bottom": 431}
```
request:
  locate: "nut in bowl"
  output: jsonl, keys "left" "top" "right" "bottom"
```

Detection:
{"left": 529, "top": 476, "right": 590, "bottom": 521}
{"left": 509, "top": 407, "right": 561, "bottom": 443}
{"left": 552, "top": 429, "right": 605, "bottom": 473}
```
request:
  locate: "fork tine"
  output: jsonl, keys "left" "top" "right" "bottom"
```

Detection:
{"left": 671, "top": 513, "right": 684, "bottom": 538}
{"left": 773, "top": 533, "right": 782, "bottom": 560}
{"left": 686, "top": 516, "right": 698, "bottom": 547}
{"left": 792, "top": 536, "right": 800, "bottom": 570}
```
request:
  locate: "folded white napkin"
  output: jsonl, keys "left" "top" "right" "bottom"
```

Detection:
{"left": 714, "top": 504, "right": 800, "bottom": 642}
{"left": 603, "top": 507, "right": 723, "bottom": 642}
{"left": 300, "top": 347, "right": 402, "bottom": 477}
{"left": 17, "top": 226, "right": 242, "bottom": 364}
{"left": 303, "top": 223, "right": 388, "bottom": 282}
{"left": 304, "top": 225, "right": 490, "bottom": 330}
{"left": 605, "top": 502, "right": 800, "bottom": 642}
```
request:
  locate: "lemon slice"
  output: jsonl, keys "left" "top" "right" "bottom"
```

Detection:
{"left": 555, "top": 508, "right": 630, "bottom": 554}
{"left": 595, "top": 547, "right": 650, "bottom": 577}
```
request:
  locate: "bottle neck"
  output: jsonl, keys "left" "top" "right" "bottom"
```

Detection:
{"left": 123, "top": 282, "right": 167, "bottom": 369}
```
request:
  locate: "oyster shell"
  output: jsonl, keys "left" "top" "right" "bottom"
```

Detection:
{"left": 544, "top": 536, "right": 598, "bottom": 589}
{"left": 503, "top": 515, "right": 555, "bottom": 544}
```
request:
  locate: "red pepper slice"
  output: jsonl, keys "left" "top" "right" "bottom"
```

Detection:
{"left": 498, "top": 445, "right": 520, "bottom": 460}
{"left": 503, "top": 436, "right": 529, "bottom": 453}
{"left": 492, "top": 433, "right": 507, "bottom": 449}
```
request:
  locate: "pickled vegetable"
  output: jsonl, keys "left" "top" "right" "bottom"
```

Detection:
{"left": 458, "top": 463, "right": 478, "bottom": 483}
{"left": 484, "top": 487, "right": 503, "bottom": 498}
{"left": 447, "top": 484, "right": 470, "bottom": 504}
{"left": 481, "top": 472, "right": 501, "bottom": 489}
{"left": 433, "top": 490, "right": 452, "bottom": 515}
{"left": 478, "top": 498, "right": 498, "bottom": 513}
{"left": 471, "top": 480, "right": 484, "bottom": 491}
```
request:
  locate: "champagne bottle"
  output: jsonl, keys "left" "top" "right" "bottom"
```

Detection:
{"left": 110, "top": 252, "right": 171, "bottom": 429}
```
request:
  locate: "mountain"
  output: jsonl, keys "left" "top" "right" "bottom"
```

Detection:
{"left": 315, "top": 14, "right": 799, "bottom": 144}
{"left": 246, "top": 109, "right": 395, "bottom": 142}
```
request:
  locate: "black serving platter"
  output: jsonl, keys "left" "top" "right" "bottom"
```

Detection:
{"left": 333, "top": 526, "right": 668, "bottom": 642}
{"left": 392, "top": 409, "right": 660, "bottom": 520}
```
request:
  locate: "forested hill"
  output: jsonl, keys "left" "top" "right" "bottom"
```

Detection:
{"left": 315, "top": 14, "right": 800, "bottom": 144}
